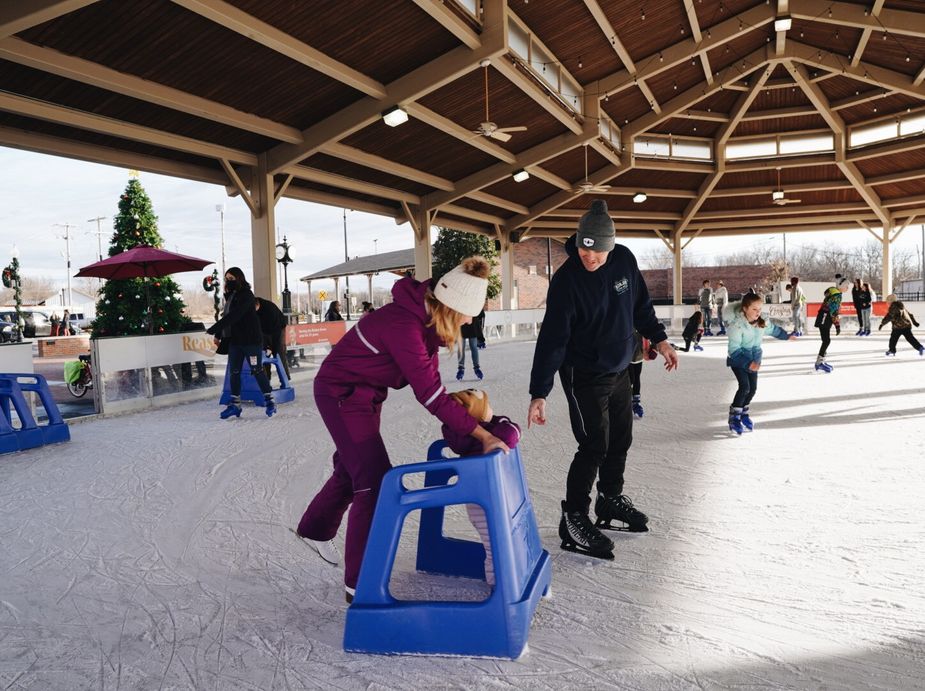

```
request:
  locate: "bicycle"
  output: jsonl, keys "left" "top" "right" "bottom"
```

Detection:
{"left": 64, "top": 354, "right": 93, "bottom": 398}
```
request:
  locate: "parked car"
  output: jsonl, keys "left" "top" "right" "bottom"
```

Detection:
{"left": 68, "top": 312, "right": 92, "bottom": 331}
{"left": 0, "top": 309, "right": 53, "bottom": 338}
{"left": 0, "top": 318, "right": 17, "bottom": 342}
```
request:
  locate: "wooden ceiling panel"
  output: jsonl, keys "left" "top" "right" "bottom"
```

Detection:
{"left": 695, "top": 0, "right": 765, "bottom": 32}
{"left": 705, "top": 29, "right": 772, "bottom": 76}
{"left": 877, "top": 179, "right": 925, "bottom": 201}
{"left": 540, "top": 145, "right": 606, "bottom": 183}
{"left": 452, "top": 197, "right": 514, "bottom": 217}
{"left": 616, "top": 168, "right": 708, "bottom": 190}
{"left": 650, "top": 119, "right": 723, "bottom": 138}
{"left": 230, "top": 0, "right": 459, "bottom": 84}
{"left": 718, "top": 164, "right": 845, "bottom": 189}
{"left": 18, "top": 0, "right": 360, "bottom": 129}
{"left": 512, "top": 1, "right": 622, "bottom": 85}
{"left": 556, "top": 196, "right": 688, "bottom": 214}
{"left": 699, "top": 188, "right": 864, "bottom": 213}
{"left": 856, "top": 147, "right": 925, "bottom": 177}
{"left": 858, "top": 32, "right": 925, "bottom": 77}
{"left": 342, "top": 118, "right": 499, "bottom": 182}
{"left": 288, "top": 179, "right": 401, "bottom": 211}
{"left": 602, "top": 87, "right": 653, "bottom": 127}
{"left": 646, "top": 60, "right": 707, "bottom": 105}
{"left": 733, "top": 114, "right": 829, "bottom": 137}
{"left": 417, "top": 66, "right": 571, "bottom": 155}
{"left": 840, "top": 94, "right": 922, "bottom": 126}
{"left": 0, "top": 62, "right": 276, "bottom": 152}
{"left": 750, "top": 85, "right": 812, "bottom": 111}
{"left": 788, "top": 24, "right": 862, "bottom": 59}
{"left": 819, "top": 75, "right": 881, "bottom": 103}
{"left": 603, "top": 0, "right": 689, "bottom": 64}
{"left": 693, "top": 89, "right": 744, "bottom": 115}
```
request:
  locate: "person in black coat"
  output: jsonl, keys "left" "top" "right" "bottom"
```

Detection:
{"left": 325, "top": 301, "right": 344, "bottom": 321}
{"left": 456, "top": 306, "right": 486, "bottom": 380}
{"left": 255, "top": 297, "right": 290, "bottom": 380}
{"left": 206, "top": 267, "right": 276, "bottom": 419}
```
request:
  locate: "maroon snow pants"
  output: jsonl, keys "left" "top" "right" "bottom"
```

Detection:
{"left": 297, "top": 378, "right": 391, "bottom": 590}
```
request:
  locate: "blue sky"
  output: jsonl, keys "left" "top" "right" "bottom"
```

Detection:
{"left": 1, "top": 146, "right": 922, "bottom": 298}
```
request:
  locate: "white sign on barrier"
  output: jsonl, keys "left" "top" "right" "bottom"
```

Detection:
{"left": 0, "top": 342, "right": 34, "bottom": 375}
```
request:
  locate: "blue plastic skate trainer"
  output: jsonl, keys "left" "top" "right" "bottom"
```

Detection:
{"left": 343, "top": 441, "right": 552, "bottom": 658}
{"left": 0, "top": 373, "right": 70, "bottom": 454}
{"left": 219, "top": 354, "right": 294, "bottom": 406}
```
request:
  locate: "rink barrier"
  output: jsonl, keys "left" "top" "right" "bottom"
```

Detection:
{"left": 344, "top": 441, "right": 551, "bottom": 659}
{"left": 219, "top": 354, "right": 295, "bottom": 406}
{"left": 0, "top": 373, "right": 70, "bottom": 453}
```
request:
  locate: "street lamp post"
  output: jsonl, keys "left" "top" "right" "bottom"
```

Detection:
{"left": 215, "top": 204, "right": 227, "bottom": 279}
{"left": 343, "top": 209, "right": 351, "bottom": 320}
{"left": 52, "top": 223, "right": 75, "bottom": 307}
{"left": 275, "top": 235, "right": 293, "bottom": 314}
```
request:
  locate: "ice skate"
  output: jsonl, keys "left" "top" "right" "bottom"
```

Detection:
{"left": 220, "top": 397, "right": 242, "bottom": 419}
{"left": 693, "top": 344, "right": 704, "bottom": 352}
{"left": 594, "top": 493, "right": 649, "bottom": 533}
{"left": 264, "top": 395, "right": 277, "bottom": 417}
{"left": 718, "top": 328, "right": 726, "bottom": 336}
{"left": 919, "top": 347, "right": 924, "bottom": 356}
{"left": 814, "top": 360, "right": 833, "bottom": 373}
{"left": 345, "top": 585, "right": 355, "bottom": 604}
{"left": 631, "top": 394, "right": 644, "bottom": 419}
{"left": 291, "top": 528, "right": 341, "bottom": 565}
{"left": 456, "top": 367, "right": 464, "bottom": 381}
{"left": 885, "top": 351, "right": 896, "bottom": 357}
{"left": 740, "top": 406, "right": 754, "bottom": 431}
{"left": 704, "top": 328, "right": 714, "bottom": 337}
{"left": 559, "top": 501, "right": 614, "bottom": 559}
{"left": 728, "top": 408, "right": 744, "bottom": 435}
{"left": 474, "top": 367, "right": 484, "bottom": 381}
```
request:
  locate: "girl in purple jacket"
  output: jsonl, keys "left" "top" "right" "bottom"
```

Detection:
{"left": 296, "top": 257, "right": 510, "bottom": 603}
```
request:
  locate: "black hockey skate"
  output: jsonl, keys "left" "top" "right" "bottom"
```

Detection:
{"left": 594, "top": 493, "right": 649, "bottom": 532}
{"left": 559, "top": 501, "right": 614, "bottom": 559}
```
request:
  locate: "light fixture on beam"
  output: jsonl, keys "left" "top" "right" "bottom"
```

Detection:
{"left": 512, "top": 168, "right": 530, "bottom": 183}
{"left": 632, "top": 192, "right": 647, "bottom": 203}
{"left": 772, "top": 190, "right": 785, "bottom": 202}
{"left": 382, "top": 106, "right": 409, "bottom": 127}
{"left": 774, "top": 15, "right": 792, "bottom": 31}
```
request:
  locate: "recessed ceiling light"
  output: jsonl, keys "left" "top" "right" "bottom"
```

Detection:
{"left": 512, "top": 168, "right": 530, "bottom": 183}
{"left": 382, "top": 106, "right": 409, "bottom": 127}
{"left": 632, "top": 192, "right": 647, "bottom": 203}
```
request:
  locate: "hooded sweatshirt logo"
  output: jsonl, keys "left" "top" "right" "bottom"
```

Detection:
{"left": 614, "top": 277, "right": 629, "bottom": 294}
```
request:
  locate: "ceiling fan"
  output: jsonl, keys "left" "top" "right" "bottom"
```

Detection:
{"left": 574, "top": 144, "right": 612, "bottom": 194}
{"left": 471, "top": 61, "right": 527, "bottom": 143}
{"left": 772, "top": 167, "right": 801, "bottom": 205}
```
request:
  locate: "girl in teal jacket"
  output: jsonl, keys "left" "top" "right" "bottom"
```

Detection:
{"left": 723, "top": 294, "right": 794, "bottom": 435}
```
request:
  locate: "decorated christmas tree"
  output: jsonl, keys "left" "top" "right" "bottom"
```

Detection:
{"left": 91, "top": 173, "right": 190, "bottom": 337}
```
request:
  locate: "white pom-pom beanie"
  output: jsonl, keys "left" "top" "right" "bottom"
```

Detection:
{"left": 434, "top": 257, "right": 489, "bottom": 317}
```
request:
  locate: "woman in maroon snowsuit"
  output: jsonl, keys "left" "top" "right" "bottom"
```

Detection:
{"left": 296, "top": 257, "right": 509, "bottom": 602}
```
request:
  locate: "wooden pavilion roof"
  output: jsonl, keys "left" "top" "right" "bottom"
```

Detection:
{"left": 2, "top": 0, "right": 925, "bottom": 249}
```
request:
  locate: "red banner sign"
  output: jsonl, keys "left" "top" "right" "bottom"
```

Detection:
{"left": 285, "top": 322, "right": 346, "bottom": 347}
{"left": 806, "top": 301, "right": 888, "bottom": 317}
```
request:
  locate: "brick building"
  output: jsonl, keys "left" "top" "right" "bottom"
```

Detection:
{"left": 487, "top": 237, "right": 569, "bottom": 310}
{"left": 641, "top": 264, "right": 778, "bottom": 303}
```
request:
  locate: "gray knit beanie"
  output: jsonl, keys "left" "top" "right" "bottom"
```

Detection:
{"left": 576, "top": 199, "right": 615, "bottom": 252}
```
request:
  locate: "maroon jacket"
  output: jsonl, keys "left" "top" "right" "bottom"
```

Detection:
{"left": 442, "top": 416, "right": 521, "bottom": 457}
{"left": 315, "top": 277, "right": 478, "bottom": 438}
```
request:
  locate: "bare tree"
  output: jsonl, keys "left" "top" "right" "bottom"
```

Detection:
{"left": 637, "top": 245, "right": 703, "bottom": 270}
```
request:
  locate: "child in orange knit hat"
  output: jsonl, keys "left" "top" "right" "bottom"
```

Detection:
{"left": 441, "top": 389, "right": 521, "bottom": 586}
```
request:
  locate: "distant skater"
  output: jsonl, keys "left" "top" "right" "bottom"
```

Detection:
{"left": 724, "top": 294, "right": 796, "bottom": 435}
{"left": 880, "top": 295, "right": 923, "bottom": 357}
{"left": 675, "top": 309, "right": 704, "bottom": 352}
{"left": 814, "top": 286, "right": 843, "bottom": 373}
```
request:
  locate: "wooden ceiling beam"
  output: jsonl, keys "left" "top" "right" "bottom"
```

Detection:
{"left": 321, "top": 142, "right": 454, "bottom": 192}
{"left": 692, "top": 213, "right": 879, "bottom": 230}
{"left": 582, "top": 0, "right": 635, "bottom": 73}
{"left": 677, "top": 64, "right": 774, "bottom": 235}
{"left": 0, "top": 125, "right": 228, "bottom": 187}
{"left": 789, "top": 61, "right": 889, "bottom": 226}
{"left": 597, "top": 3, "right": 775, "bottom": 98}
{"left": 831, "top": 89, "right": 895, "bottom": 111}
{"left": 785, "top": 41, "right": 925, "bottom": 102}
{"left": 0, "top": 0, "right": 98, "bottom": 39}
{"left": 695, "top": 202, "right": 870, "bottom": 220}
{"left": 264, "top": 0, "right": 507, "bottom": 173}
{"left": 884, "top": 194, "right": 925, "bottom": 209}
{"left": 775, "top": 0, "right": 789, "bottom": 57}
{"left": 869, "top": 167, "right": 925, "bottom": 186}
{"left": 402, "top": 103, "right": 516, "bottom": 164}
{"left": 791, "top": 0, "right": 925, "bottom": 41}
{"left": 491, "top": 57, "right": 583, "bottom": 134}
{"left": 410, "top": 0, "right": 480, "bottom": 49}
{"left": 742, "top": 106, "right": 817, "bottom": 121}
{"left": 0, "top": 36, "right": 304, "bottom": 144}
{"left": 526, "top": 166, "right": 572, "bottom": 191}
{"left": 171, "top": 0, "right": 386, "bottom": 98}
{"left": 287, "top": 165, "right": 420, "bottom": 204}
{"left": 286, "top": 185, "right": 398, "bottom": 222}
{"left": 624, "top": 48, "right": 775, "bottom": 139}
{"left": 602, "top": 187, "right": 697, "bottom": 199}
{"left": 545, "top": 208, "right": 680, "bottom": 220}
{"left": 468, "top": 192, "right": 529, "bottom": 215}
{"left": 0, "top": 90, "right": 257, "bottom": 164}
{"left": 712, "top": 180, "right": 854, "bottom": 197}
{"left": 674, "top": 109, "right": 729, "bottom": 123}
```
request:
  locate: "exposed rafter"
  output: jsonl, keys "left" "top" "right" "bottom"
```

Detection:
{"left": 0, "top": 0, "right": 98, "bottom": 39}
{"left": 410, "top": 0, "right": 480, "bottom": 49}
{"left": 790, "top": 61, "right": 889, "bottom": 227}
{"left": 791, "top": 0, "right": 925, "bottom": 41}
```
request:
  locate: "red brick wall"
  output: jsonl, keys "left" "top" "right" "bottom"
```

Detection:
{"left": 641, "top": 264, "right": 777, "bottom": 301}
{"left": 487, "top": 238, "right": 568, "bottom": 310}
{"left": 36, "top": 336, "right": 91, "bottom": 358}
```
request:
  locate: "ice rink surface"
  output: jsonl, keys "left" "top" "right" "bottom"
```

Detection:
{"left": 1, "top": 333, "right": 923, "bottom": 690}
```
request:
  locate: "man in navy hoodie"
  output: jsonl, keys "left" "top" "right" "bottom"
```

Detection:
{"left": 527, "top": 200, "right": 678, "bottom": 558}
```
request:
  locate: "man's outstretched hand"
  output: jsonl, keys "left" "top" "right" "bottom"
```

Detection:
{"left": 527, "top": 398, "right": 546, "bottom": 428}
{"left": 656, "top": 340, "right": 679, "bottom": 371}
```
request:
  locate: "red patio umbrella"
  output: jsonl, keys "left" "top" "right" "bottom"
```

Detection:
{"left": 75, "top": 245, "right": 212, "bottom": 280}
{"left": 75, "top": 245, "right": 214, "bottom": 334}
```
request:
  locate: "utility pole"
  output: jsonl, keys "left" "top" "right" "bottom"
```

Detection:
{"left": 86, "top": 216, "right": 107, "bottom": 261}
{"left": 343, "top": 208, "right": 351, "bottom": 320}
{"left": 53, "top": 223, "right": 76, "bottom": 307}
